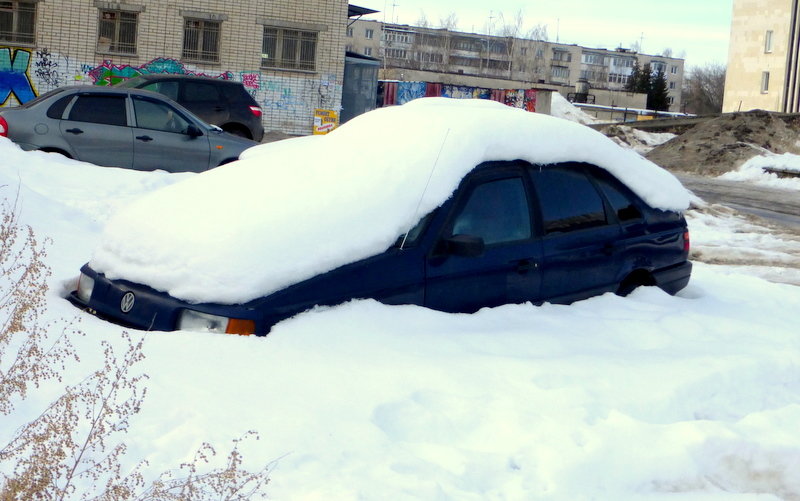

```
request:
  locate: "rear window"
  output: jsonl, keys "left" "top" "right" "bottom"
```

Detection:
{"left": 532, "top": 166, "right": 607, "bottom": 234}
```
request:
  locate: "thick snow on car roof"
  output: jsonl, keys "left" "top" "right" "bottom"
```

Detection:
{"left": 90, "top": 98, "right": 690, "bottom": 304}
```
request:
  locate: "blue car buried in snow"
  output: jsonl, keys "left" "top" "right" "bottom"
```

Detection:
{"left": 68, "top": 99, "right": 692, "bottom": 335}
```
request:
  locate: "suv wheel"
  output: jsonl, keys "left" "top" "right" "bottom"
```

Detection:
{"left": 222, "top": 125, "right": 252, "bottom": 140}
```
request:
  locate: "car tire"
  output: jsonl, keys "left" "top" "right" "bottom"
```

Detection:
{"left": 222, "top": 125, "right": 252, "bottom": 140}
{"left": 39, "top": 148, "right": 72, "bottom": 159}
{"left": 617, "top": 270, "right": 655, "bottom": 297}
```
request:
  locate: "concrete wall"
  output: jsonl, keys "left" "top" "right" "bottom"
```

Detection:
{"left": 1, "top": 0, "right": 348, "bottom": 135}
{"left": 723, "top": 0, "right": 791, "bottom": 112}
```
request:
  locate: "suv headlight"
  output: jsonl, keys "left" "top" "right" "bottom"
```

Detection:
{"left": 177, "top": 309, "right": 254, "bottom": 335}
{"left": 76, "top": 273, "right": 95, "bottom": 303}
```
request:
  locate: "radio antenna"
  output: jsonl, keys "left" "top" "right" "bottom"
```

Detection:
{"left": 400, "top": 127, "right": 451, "bottom": 250}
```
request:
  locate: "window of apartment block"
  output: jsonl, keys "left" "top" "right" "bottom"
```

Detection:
{"left": 669, "top": 81, "right": 676, "bottom": 89}
{"left": 183, "top": 18, "right": 221, "bottom": 62}
{"left": 262, "top": 27, "right": 318, "bottom": 71}
{"left": 97, "top": 9, "right": 137, "bottom": 54}
{"left": 364, "top": 47, "right": 372, "bottom": 56}
{"left": 761, "top": 71, "right": 770, "bottom": 93}
{"left": 765, "top": 30, "right": 774, "bottom": 53}
{"left": 347, "top": 27, "right": 353, "bottom": 37}
{"left": 552, "top": 66, "right": 569, "bottom": 79}
{"left": 552, "top": 50, "right": 571, "bottom": 62}
{"left": 365, "top": 28, "right": 373, "bottom": 39}
{"left": 670, "top": 65, "right": 678, "bottom": 74}
{"left": 385, "top": 48, "right": 407, "bottom": 59}
{"left": 667, "top": 96, "right": 674, "bottom": 105}
{"left": 0, "top": 0, "right": 36, "bottom": 45}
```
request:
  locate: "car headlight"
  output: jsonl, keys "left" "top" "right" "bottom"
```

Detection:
{"left": 177, "top": 309, "right": 254, "bottom": 335}
{"left": 76, "top": 273, "right": 95, "bottom": 303}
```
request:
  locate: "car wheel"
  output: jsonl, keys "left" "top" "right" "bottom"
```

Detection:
{"left": 222, "top": 125, "right": 252, "bottom": 139}
{"left": 617, "top": 270, "right": 655, "bottom": 297}
{"left": 39, "top": 148, "right": 72, "bottom": 159}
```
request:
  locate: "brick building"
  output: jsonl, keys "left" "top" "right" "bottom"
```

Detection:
{"left": 1, "top": 0, "right": 351, "bottom": 135}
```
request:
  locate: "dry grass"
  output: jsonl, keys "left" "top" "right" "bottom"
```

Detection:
{"left": 0, "top": 194, "right": 271, "bottom": 500}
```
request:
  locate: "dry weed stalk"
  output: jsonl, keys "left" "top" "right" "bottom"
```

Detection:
{"left": 0, "top": 194, "right": 270, "bottom": 500}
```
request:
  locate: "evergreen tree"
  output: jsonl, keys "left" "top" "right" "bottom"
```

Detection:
{"left": 648, "top": 67, "right": 671, "bottom": 111}
{"left": 637, "top": 63, "right": 653, "bottom": 94}
{"left": 625, "top": 62, "right": 641, "bottom": 93}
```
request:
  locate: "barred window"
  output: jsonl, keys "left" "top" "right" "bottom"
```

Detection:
{"left": 262, "top": 27, "right": 317, "bottom": 71}
{"left": 0, "top": 1, "right": 36, "bottom": 45}
{"left": 97, "top": 10, "right": 137, "bottom": 54}
{"left": 183, "top": 18, "right": 220, "bottom": 62}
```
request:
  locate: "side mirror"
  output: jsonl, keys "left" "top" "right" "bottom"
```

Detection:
{"left": 443, "top": 234, "right": 485, "bottom": 258}
{"left": 186, "top": 124, "right": 204, "bottom": 138}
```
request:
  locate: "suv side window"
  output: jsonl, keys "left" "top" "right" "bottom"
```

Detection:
{"left": 532, "top": 166, "right": 607, "bottom": 234}
{"left": 183, "top": 82, "right": 221, "bottom": 102}
{"left": 142, "top": 81, "right": 179, "bottom": 101}
{"left": 591, "top": 170, "right": 643, "bottom": 222}
{"left": 450, "top": 177, "right": 531, "bottom": 245}
{"left": 68, "top": 95, "right": 127, "bottom": 126}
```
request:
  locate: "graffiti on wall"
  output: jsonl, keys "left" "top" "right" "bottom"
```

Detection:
{"left": 1, "top": 46, "right": 343, "bottom": 135}
{"left": 0, "top": 47, "right": 36, "bottom": 106}
{"left": 89, "top": 58, "right": 233, "bottom": 86}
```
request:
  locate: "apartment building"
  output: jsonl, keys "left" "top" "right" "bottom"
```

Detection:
{"left": 723, "top": 0, "right": 800, "bottom": 113}
{"left": 349, "top": 19, "right": 685, "bottom": 113}
{"left": 1, "top": 0, "right": 351, "bottom": 135}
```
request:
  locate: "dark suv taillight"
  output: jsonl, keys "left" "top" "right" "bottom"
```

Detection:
{"left": 0, "top": 115, "right": 8, "bottom": 137}
{"left": 683, "top": 230, "right": 690, "bottom": 252}
{"left": 249, "top": 105, "right": 262, "bottom": 118}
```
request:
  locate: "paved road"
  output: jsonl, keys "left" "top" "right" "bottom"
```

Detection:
{"left": 677, "top": 173, "right": 800, "bottom": 230}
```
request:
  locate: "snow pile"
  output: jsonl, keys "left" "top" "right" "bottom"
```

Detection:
{"left": 89, "top": 98, "right": 690, "bottom": 305}
{"left": 720, "top": 152, "right": 800, "bottom": 190}
{"left": 602, "top": 124, "right": 676, "bottom": 154}
{"left": 549, "top": 91, "right": 599, "bottom": 125}
{"left": 2, "top": 122, "right": 800, "bottom": 500}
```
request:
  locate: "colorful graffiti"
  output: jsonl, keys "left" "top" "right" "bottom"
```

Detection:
{"left": 0, "top": 47, "right": 36, "bottom": 105}
{"left": 89, "top": 58, "right": 233, "bottom": 86}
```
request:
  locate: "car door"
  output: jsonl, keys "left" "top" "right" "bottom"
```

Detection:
{"left": 130, "top": 95, "right": 211, "bottom": 172}
{"left": 425, "top": 164, "right": 542, "bottom": 313}
{"left": 59, "top": 93, "right": 133, "bottom": 168}
{"left": 530, "top": 163, "right": 624, "bottom": 302}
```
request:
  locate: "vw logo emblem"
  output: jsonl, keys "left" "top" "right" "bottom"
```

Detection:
{"left": 120, "top": 292, "right": 135, "bottom": 313}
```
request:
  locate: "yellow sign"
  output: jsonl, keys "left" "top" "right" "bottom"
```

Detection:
{"left": 313, "top": 109, "right": 338, "bottom": 135}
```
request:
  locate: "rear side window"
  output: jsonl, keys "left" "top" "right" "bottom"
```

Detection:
{"left": 532, "top": 166, "right": 607, "bottom": 234}
{"left": 46, "top": 95, "right": 74, "bottom": 119}
{"left": 183, "top": 82, "right": 221, "bottom": 102}
{"left": 450, "top": 177, "right": 531, "bottom": 245}
{"left": 67, "top": 95, "right": 127, "bottom": 126}
{"left": 592, "top": 171, "right": 643, "bottom": 222}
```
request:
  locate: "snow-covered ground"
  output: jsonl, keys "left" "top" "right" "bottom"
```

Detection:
{"left": 2, "top": 104, "right": 800, "bottom": 499}
{"left": 721, "top": 152, "right": 800, "bottom": 191}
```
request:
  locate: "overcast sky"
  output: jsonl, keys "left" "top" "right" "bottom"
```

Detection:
{"left": 354, "top": 0, "right": 733, "bottom": 68}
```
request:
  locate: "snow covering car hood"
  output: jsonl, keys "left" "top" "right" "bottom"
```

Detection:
{"left": 90, "top": 98, "right": 691, "bottom": 305}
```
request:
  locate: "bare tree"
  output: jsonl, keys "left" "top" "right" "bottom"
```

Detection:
{"left": 661, "top": 47, "right": 674, "bottom": 58}
{"left": 439, "top": 12, "right": 459, "bottom": 30}
{"left": 415, "top": 12, "right": 430, "bottom": 28}
{"left": 682, "top": 63, "right": 726, "bottom": 114}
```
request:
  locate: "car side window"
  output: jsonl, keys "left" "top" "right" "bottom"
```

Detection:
{"left": 67, "top": 95, "right": 127, "bottom": 126}
{"left": 450, "top": 177, "right": 531, "bottom": 245}
{"left": 142, "top": 81, "right": 179, "bottom": 101}
{"left": 132, "top": 97, "right": 191, "bottom": 134}
{"left": 592, "top": 170, "right": 643, "bottom": 222}
{"left": 183, "top": 82, "right": 221, "bottom": 102}
{"left": 532, "top": 166, "right": 607, "bottom": 234}
{"left": 46, "top": 95, "right": 74, "bottom": 119}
